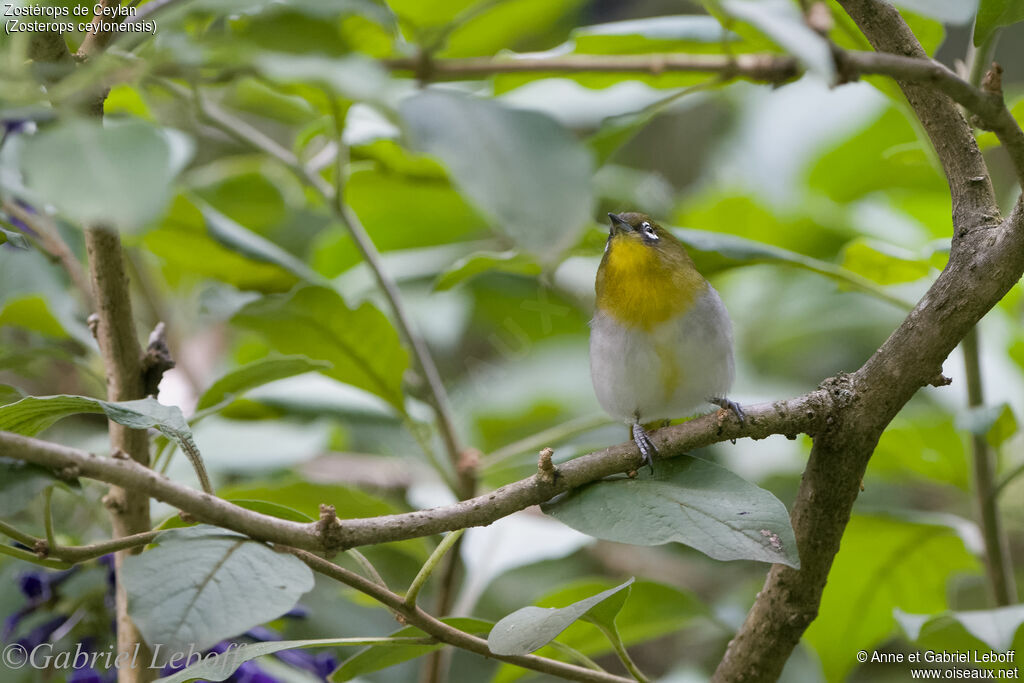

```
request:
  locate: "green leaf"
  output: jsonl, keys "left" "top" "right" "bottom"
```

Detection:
{"left": 253, "top": 53, "right": 396, "bottom": 105}
{"left": 542, "top": 456, "right": 800, "bottom": 568}
{"left": 720, "top": 0, "right": 834, "bottom": 82}
{"left": 440, "top": 0, "right": 586, "bottom": 59}
{"left": 896, "top": 604, "right": 1024, "bottom": 653}
{"left": 400, "top": 91, "right": 594, "bottom": 263}
{"left": 156, "top": 499, "right": 313, "bottom": 531}
{"left": 218, "top": 478, "right": 431, "bottom": 560}
{"left": 485, "top": 579, "right": 709, "bottom": 683}
{"left": 0, "top": 458, "right": 67, "bottom": 517}
{"left": 14, "top": 120, "right": 193, "bottom": 232}
{"left": 839, "top": 238, "right": 930, "bottom": 285}
{"left": 488, "top": 578, "right": 634, "bottom": 655}
{"left": 975, "top": 0, "right": 1024, "bottom": 45}
{"left": 809, "top": 106, "right": 945, "bottom": 202}
{"left": 804, "top": 514, "right": 981, "bottom": 681}
{"left": 122, "top": 525, "right": 314, "bottom": 655}
{"left": 199, "top": 202, "right": 325, "bottom": 284}
{"left": 232, "top": 285, "right": 408, "bottom": 410}
{"left": 957, "top": 403, "right": 1018, "bottom": 449}
{"left": 434, "top": 251, "right": 542, "bottom": 290}
{"left": 196, "top": 355, "right": 332, "bottom": 413}
{"left": 673, "top": 227, "right": 914, "bottom": 309}
{"left": 0, "top": 395, "right": 202, "bottom": 463}
{"left": 0, "top": 224, "right": 29, "bottom": 249}
{"left": 331, "top": 618, "right": 492, "bottom": 681}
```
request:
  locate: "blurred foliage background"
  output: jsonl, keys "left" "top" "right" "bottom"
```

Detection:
{"left": 1, "top": 0, "right": 1023, "bottom": 681}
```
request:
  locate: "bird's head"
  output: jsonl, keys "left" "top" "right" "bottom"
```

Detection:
{"left": 596, "top": 212, "right": 706, "bottom": 328}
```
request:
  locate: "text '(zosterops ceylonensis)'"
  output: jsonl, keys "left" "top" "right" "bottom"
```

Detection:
{"left": 590, "top": 212, "right": 743, "bottom": 469}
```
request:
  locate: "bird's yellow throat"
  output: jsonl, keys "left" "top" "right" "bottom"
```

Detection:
{"left": 596, "top": 235, "right": 706, "bottom": 330}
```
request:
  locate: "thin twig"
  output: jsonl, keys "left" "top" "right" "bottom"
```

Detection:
{"left": 0, "top": 522, "right": 159, "bottom": 563}
{"left": 405, "top": 529, "right": 464, "bottom": 607}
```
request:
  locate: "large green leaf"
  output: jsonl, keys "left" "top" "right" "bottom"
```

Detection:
{"left": 839, "top": 238, "right": 930, "bottom": 285}
{"left": 440, "top": 0, "right": 587, "bottom": 58}
{"left": 488, "top": 578, "right": 634, "bottom": 655}
{"left": 673, "top": 227, "right": 913, "bottom": 309}
{"left": 896, "top": 604, "right": 1024, "bottom": 653}
{"left": 491, "top": 579, "right": 708, "bottom": 682}
{"left": 217, "top": 478, "right": 431, "bottom": 560}
{"left": 804, "top": 514, "right": 981, "bottom": 682}
{"left": 400, "top": 91, "right": 594, "bottom": 263}
{"left": 542, "top": 456, "right": 799, "bottom": 568}
{"left": 494, "top": 14, "right": 731, "bottom": 92}
{"left": 0, "top": 395, "right": 201, "bottom": 463}
{"left": 330, "top": 617, "right": 492, "bottom": 681}
{"left": 974, "top": 0, "right": 1024, "bottom": 45}
{"left": 957, "top": 403, "right": 1019, "bottom": 449}
{"left": 198, "top": 202, "right": 326, "bottom": 284}
{"left": 196, "top": 355, "right": 332, "bottom": 413}
{"left": 13, "top": 120, "right": 193, "bottom": 232}
{"left": 232, "top": 285, "right": 408, "bottom": 410}
{"left": 434, "top": 251, "right": 542, "bottom": 290}
{"left": 122, "top": 525, "right": 315, "bottom": 655}
{"left": 145, "top": 196, "right": 300, "bottom": 292}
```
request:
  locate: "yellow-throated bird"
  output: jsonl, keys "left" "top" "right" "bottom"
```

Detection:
{"left": 590, "top": 212, "right": 743, "bottom": 469}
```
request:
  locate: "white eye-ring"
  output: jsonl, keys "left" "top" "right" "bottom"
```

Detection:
{"left": 641, "top": 222, "right": 658, "bottom": 240}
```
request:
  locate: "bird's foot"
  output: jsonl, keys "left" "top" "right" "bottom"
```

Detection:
{"left": 710, "top": 396, "right": 745, "bottom": 424}
{"left": 631, "top": 422, "right": 657, "bottom": 473}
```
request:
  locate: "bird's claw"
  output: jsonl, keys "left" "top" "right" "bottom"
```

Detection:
{"left": 710, "top": 397, "right": 745, "bottom": 424}
{"left": 631, "top": 422, "right": 656, "bottom": 473}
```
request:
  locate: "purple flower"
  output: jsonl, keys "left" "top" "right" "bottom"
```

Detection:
{"left": 68, "top": 667, "right": 115, "bottom": 683}
{"left": 17, "top": 572, "right": 53, "bottom": 602}
{"left": 230, "top": 660, "right": 280, "bottom": 683}
{"left": 16, "top": 616, "right": 67, "bottom": 650}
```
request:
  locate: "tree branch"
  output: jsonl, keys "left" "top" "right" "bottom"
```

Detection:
{"left": 84, "top": 226, "right": 156, "bottom": 683}
{"left": 0, "top": 392, "right": 826, "bottom": 551}
{"left": 385, "top": 50, "right": 1024, "bottom": 191}
{"left": 383, "top": 53, "right": 801, "bottom": 83}
{"left": 713, "top": 2, "right": 1023, "bottom": 680}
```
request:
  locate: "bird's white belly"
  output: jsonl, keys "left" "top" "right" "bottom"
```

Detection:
{"left": 589, "top": 286, "right": 734, "bottom": 423}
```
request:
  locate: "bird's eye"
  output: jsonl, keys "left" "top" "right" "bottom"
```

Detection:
{"left": 641, "top": 222, "right": 658, "bottom": 240}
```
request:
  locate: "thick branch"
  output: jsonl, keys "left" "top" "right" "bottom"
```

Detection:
{"left": 84, "top": 227, "right": 155, "bottom": 683}
{"left": 713, "top": 2, "right": 1022, "bottom": 680}
{"left": 0, "top": 393, "right": 826, "bottom": 551}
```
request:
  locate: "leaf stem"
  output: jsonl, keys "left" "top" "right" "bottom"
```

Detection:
{"left": 347, "top": 548, "right": 389, "bottom": 589}
{"left": 961, "top": 327, "right": 1017, "bottom": 605}
{"left": 405, "top": 529, "right": 464, "bottom": 607}
{"left": 595, "top": 623, "right": 650, "bottom": 683}
{"left": 486, "top": 414, "right": 614, "bottom": 466}
{"left": 43, "top": 486, "right": 56, "bottom": 550}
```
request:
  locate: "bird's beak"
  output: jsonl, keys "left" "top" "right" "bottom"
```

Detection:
{"left": 608, "top": 213, "right": 631, "bottom": 235}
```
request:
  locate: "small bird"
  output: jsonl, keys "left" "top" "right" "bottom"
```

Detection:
{"left": 590, "top": 212, "right": 743, "bottom": 469}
